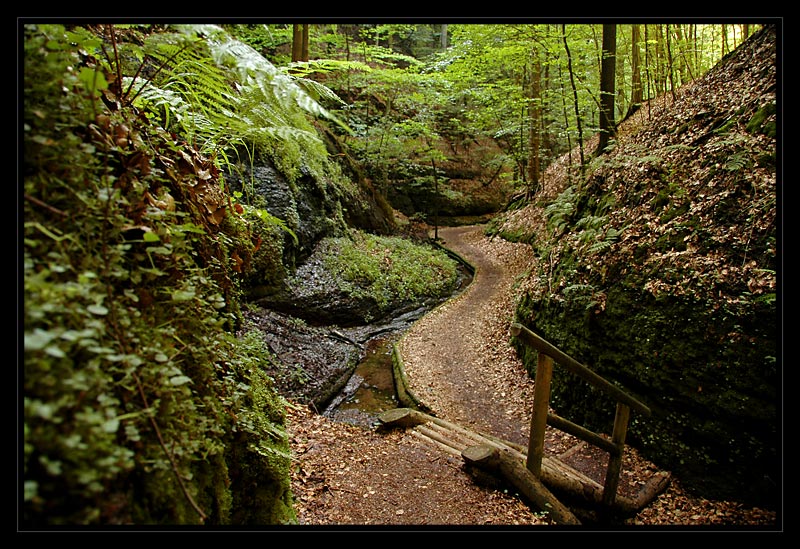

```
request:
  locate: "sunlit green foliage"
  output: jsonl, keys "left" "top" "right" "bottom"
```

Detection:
{"left": 322, "top": 230, "right": 459, "bottom": 318}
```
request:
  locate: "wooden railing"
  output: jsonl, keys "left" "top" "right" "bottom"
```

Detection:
{"left": 511, "top": 322, "right": 651, "bottom": 507}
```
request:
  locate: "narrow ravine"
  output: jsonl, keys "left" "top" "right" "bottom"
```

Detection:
{"left": 287, "top": 224, "right": 777, "bottom": 527}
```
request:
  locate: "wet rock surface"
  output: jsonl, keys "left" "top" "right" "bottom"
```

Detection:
{"left": 243, "top": 262, "right": 472, "bottom": 412}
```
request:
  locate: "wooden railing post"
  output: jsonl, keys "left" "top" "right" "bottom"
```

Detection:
{"left": 602, "top": 402, "right": 631, "bottom": 506}
{"left": 526, "top": 352, "right": 553, "bottom": 477}
{"left": 511, "top": 322, "right": 655, "bottom": 511}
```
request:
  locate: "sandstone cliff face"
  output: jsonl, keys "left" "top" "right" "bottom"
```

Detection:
{"left": 386, "top": 135, "right": 515, "bottom": 221}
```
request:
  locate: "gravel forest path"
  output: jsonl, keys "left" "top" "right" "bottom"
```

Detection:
{"left": 398, "top": 225, "right": 536, "bottom": 447}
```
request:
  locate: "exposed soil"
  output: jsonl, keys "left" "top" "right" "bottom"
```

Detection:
{"left": 287, "top": 225, "right": 779, "bottom": 530}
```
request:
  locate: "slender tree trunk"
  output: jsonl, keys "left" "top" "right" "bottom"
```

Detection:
{"left": 562, "top": 24, "right": 585, "bottom": 175}
{"left": 722, "top": 24, "right": 728, "bottom": 57}
{"left": 596, "top": 24, "right": 617, "bottom": 157}
{"left": 557, "top": 60, "right": 574, "bottom": 183}
{"left": 625, "top": 24, "right": 643, "bottom": 119}
{"left": 644, "top": 25, "right": 653, "bottom": 120}
{"left": 292, "top": 24, "right": 303, "bottom": 62}
{"left": 431, "top": 156, "right": 439, "bottom": 240}
{"left": 673, "top": 24, "right": 695, "bottom": 85}
{"left": 526, "top": 52, "right": 542, "bottom": 197}
{"left": 302, "top": 24, "right": 309, "bottom": 61}
{"left": 519, "top": 105, "right": 526, "bottom": 184}
{"left": 666, "top": 24, "right": 676, "bottom": 101}
{"left": 655, "top": 25, "right": 666, "bottom": 96}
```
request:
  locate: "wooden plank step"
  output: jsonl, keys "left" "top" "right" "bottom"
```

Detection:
{"left": 380, "top": 408, "right": 601, "bottom": 488}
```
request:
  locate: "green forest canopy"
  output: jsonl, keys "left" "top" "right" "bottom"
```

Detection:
{"left": 226, "top": 22, "right": 763, "bottom": 190}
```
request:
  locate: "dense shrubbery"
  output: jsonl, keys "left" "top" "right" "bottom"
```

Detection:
{"left": 22, "top": 23, "right": 300, "bottom": 526}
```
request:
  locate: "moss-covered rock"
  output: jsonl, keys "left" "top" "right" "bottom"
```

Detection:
{"left": 516, "top": 278, "right": 778, "bottom": 505}
{"left": 264, "top": 229, "right": 460, "bottom": 325}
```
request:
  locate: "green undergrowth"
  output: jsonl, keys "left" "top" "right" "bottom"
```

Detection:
{"left": 323, "top": 230, "right": 460, "bottom": 320}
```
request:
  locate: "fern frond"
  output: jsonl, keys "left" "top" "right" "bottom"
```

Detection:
{"left": 133, "top": 28, "right": 242, "bottom": 152}
{"left": 587, "top": 226, "right": 622, "bottom": 255}
{"left": 575, "top": 214, "right": 606, "bottom": 232}
{"left": 587, "top": 239, "right": 614, "bottom": 255}
{"left": 201, "top": 28, "right": 352, "bottom": 134}
{"left": 285, "top": 58, "right": 373, "bottom": 78}
{"left": 563, "top": 284, "right": 594, "bottom": 296}
{"left": 725, "top": 151, "right": 751, "bottom": 171}
{"left": 135, "top": 25, "right": 348, "bottom": 181}
{"left": 544, "top": 185, "right": 577, "bottom": 234}
{"left": 293, "top": 77, "right": 348, "bottom": 106}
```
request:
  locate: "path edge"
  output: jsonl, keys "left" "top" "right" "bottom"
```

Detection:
{"left": 390, "top": 232, "right": 481, "bottom": 415}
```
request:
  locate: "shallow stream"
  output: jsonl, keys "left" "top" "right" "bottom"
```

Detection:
{"left": 322, "top": 333, "right": 401, "bottom": 426}
{"left": 322, "top": 259, "right": 473, "bottom": 427}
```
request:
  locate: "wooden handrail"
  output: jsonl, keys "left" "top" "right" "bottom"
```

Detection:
{"left": 511, "top": 321, "right": 652, "bottom": 508}
{"left": 511, "top": 322, "right": 650, "bottom": 416}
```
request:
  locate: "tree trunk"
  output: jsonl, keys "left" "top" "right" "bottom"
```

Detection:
{"left": 292, "top": 24, "right": 303, "bottom": 63}
{"left": 562, "top": 24, "right": 585, "bottom": 174}
{"left": 666, "top": 24, "right": 676, "bottom": 101}
{"left": 595, "top": 23, "right": 617, "bottom": 157}
{"left": 302, "top": 24, "right": 309, "bottom": 62}
{"left": 625, "top": 24, "right": 643, "bottom": 120}
{"left": 292, "top": 24, "right": 309, "bottom": 62}
{"left": 526, "top": 51, "right": 542, "bottom": 197}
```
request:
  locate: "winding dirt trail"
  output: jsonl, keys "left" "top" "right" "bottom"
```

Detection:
{"left": 398, "top": 225, "right": 537, "bottom": 447}
{"left": 288, "top": 224, "right": 554, "bottom": 526}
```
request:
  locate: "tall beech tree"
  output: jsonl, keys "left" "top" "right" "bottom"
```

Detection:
{"left": 596, "top": 23, "right": 617, "bottom": 156}
{"left": 625, "top": 24, "right": 643, "bottom": 119}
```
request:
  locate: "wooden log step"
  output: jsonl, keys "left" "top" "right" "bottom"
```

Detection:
{"left": 415, "top": 424, "right": 469, "bottom": 452}
{"left": 378, "top": 407, "right": 670, "bottom": 515}
{"left": 409, "top": 428, "right": 463, "bottom": 457}
{"left": 463, "top": 444, "right": 581, "bottom": 526}
{"left": 421, "top": 419, "right": 492, "bottom": 450}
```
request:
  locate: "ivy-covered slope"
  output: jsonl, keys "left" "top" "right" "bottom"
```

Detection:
{"left": 21, "top": 23, "right": 308, "bottom": 526}
{"left": 492, "top": 25, "right": 778, "bottom": 507}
